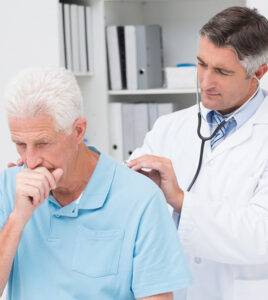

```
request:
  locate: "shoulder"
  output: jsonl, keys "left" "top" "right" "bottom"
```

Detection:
{"left": 110, "top": 157, "right": 164, "bottom": 204}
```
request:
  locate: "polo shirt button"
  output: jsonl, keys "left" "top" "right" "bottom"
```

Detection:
{"left": 194, "top": 257, "right": 202, "bottom": 264}
{"left": 55, "top": 214, "right": 60, "bottom": 218}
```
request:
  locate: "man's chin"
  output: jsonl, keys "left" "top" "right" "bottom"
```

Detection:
{"left": 201, "top": 97, "right": 221, "bottom": 111}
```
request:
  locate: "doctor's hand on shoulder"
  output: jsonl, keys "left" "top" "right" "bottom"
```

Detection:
{"left": 13, "top": 166, "right": 63, "bottom": 229}
{"left": 127, "top": 155, "right": 183, "bottom": 212}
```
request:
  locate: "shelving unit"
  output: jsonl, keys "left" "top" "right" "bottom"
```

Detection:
{"left": 58, "top": 0, "right": 246, "bottom": 156}
{"left": 108, "top": 88, "right": 196, "bottom": 96}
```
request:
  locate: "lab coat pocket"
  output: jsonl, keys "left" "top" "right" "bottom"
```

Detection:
{"left": 72, "top": 225, "right": 124, "bottom": 278}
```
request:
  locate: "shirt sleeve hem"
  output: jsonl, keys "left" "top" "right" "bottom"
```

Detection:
{"left": 133, "top": 278, "right": 194, "bottom": 299}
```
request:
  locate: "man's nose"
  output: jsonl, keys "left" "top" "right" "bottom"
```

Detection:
{"left": 201, "top": 70, "right": 216, "bottom": 90}
{"left": 25, "top": 148, "right": 43, "bottom": 169}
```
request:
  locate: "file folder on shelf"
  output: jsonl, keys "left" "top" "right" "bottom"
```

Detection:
{"left": 135, "top": 25, "right": 163, "bottom": 89}
{"left": 106, "top": 26, "right": 123, "bottom": 90}
{"left": 109, "top": 102, "right": 124, "bottom": 162}
{"left": 124, "top": 25, "right": 138, "bottom": 90}
{"left": 85, "top": 6, "right": 93, "bottom": 72}
{"left": 58, "top": 2, "right": 66, "bottom": 68}
{"left": 70, "top": 4, "right": 80, "bottom": 73}
{"left": 109, "top": 102, "right": 174, "bottom": 162}
{"left": 63, "top": 4, "right": 73, "bottom": 70}
{"left": 77, "top": 5, "right": 87, "bottom": 74}
{"left": 108, "top": 24, "right": 163, "bottom": 90}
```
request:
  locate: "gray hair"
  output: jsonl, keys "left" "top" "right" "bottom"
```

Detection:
{"left": 200, "top": 6, "right": 268, "bottom": 78}
{"left": 5, "top": 67, "right": 83, "bottom": 134}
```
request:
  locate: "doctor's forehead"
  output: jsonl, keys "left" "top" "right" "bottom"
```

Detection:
{"left": 197, "top": 37, "right": 241, "bottom": 68}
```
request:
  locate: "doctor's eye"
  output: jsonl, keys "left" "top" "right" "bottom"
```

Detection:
{"left": 197, "top": 62, "right": 207, "bottom": 67}
{"left": 215, "top": 68, "right": 230, "bottom": 76}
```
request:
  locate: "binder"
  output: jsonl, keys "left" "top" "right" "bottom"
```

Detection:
{"left": 157, "top": 103, "right": 174, "bottom": 116}
{"left": 124, "top": 25, "right": 138, "bottom": 89}
{"left": 109, "top": 102, "right": 124, "bottom": 162}
{"left": 133, "top": 103, "right": 149, "bottom": 149}
{"left": 122, "top": 103, "right": 136, "bottom": 160}
{"left": 77, "top": 5, "right": 87, "bottom": 73}
{"left": 147, "top": 103, "right": 158, "bottom": 130}
{"left": 136, "top": 25, "right": 163, "bottom": 89}
{"left": 117, "top": 26, "right": 127, "bottom": 89}
{"left": 106, "top": 26, "right": 123, "bottom": 90}
{"left": 58, "top": 2, "right": 66, "bottom": 68}
{"left": 85, "top": 6, "right": 93, "bottom": 72}
{"left": 63, "top": 4, "right": 73, "bottom": 70}
{"left": 70, "top": 4, "right": 80, "bottom": 73}
{"left": 109, "top": 102, "right": 172, "bottom": 162}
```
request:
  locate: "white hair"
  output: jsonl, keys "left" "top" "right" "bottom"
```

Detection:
{"left": 5, "top": 67, "right": 83, "bottom": 134}
{"left": 240, "top": 50, "right": 268, "bottom": 78}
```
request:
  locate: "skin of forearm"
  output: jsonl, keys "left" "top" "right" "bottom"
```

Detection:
{"left": 0, "top": 211, "right": 24, "bottom": 295}
{"left": 138, "top": 292, "right": 173, "bottom": 300}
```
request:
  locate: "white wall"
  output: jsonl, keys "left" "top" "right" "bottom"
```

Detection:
{"left": 0, "top": 1, "right": 58, "bottom": 297}
{"left": 247, "top": 0, "right": 268, "bottom": 89}
{"left": 0, "top": 0, "right": 59, "bottom": 171}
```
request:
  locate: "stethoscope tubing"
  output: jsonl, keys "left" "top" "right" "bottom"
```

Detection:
{"left": 187, "top": 112, "right": 226, "bottom": 191}
{"left": 187, "top": 75, "right": 260, "bottom": 192}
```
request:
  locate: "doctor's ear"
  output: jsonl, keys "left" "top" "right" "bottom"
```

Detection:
{"left": 253, "top": 64, "right": 268, "bottom": 80}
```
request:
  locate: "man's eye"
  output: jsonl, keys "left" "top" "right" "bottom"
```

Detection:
{"left": 198, "top": 62, "right": 206, "bottom": 67}
{"left": 217, "top": 69, "right": 229, "bottom": 76}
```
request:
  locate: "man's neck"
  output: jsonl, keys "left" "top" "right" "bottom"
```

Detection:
{"left": 52, "top": 144, "right": 99, "bottom": 207}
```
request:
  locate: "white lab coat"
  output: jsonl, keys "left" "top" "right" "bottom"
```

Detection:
{"left": 130, "top": 90, "right": 268, "bottom": 300}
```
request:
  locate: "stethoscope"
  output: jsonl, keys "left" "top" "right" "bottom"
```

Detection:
{"left": 187, "top": 74, "right": 260, "bottom": 192}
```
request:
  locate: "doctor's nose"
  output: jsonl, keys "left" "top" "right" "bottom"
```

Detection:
{"left": 200, "top": 70, "right": 217, "bottom": 90}
{"left": 25, "top": 147, "right": 43, "bottom": 169}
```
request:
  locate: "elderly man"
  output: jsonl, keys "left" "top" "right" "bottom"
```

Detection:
{"left": 0, "top": 68, "right": 192, "bottom": 300}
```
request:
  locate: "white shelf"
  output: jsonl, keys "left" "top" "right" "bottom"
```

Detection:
{"left": 74, "top": 72, "right": 94, "bottom": 77}
{"left": 108, "top": 88, "right": 196, "bottom": 95}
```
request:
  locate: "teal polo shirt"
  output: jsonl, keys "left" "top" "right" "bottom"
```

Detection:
{"left": 0, "top": 150, "right": 193, "bottom": 300}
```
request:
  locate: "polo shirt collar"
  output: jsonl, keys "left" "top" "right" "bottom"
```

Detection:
{"left": 48, "top": 147, "right": 117, "bottom": 213}
{"left": 78, "top": 152, "right": 116, "bottom": 210}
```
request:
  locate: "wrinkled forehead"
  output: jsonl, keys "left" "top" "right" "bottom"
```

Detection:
{"left": 9, "top": 114, "right": 58, "bottom": 142}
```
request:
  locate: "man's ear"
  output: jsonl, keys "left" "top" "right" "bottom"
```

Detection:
{"left": 72, "top": 118, "right": 87, "bottom": 144}
{"left": 254, "top": 64, "right": 268, "bottom": 80}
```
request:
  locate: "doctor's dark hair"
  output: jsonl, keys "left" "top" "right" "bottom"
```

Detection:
{"left": 200, "top": 6, "right": 268, "bottom": 77}
{"left": 5, "top": 68, "right": 83, "bottom": 134}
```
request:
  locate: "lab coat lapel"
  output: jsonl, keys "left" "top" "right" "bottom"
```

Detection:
{"left": 207, "top": 96, "right": 268, "bottom": 160}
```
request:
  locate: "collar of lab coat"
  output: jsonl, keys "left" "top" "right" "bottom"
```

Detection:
{"left": 200, "top": 89, "right": 268, "bottom": 160}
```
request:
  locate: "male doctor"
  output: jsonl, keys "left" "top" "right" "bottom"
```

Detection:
{"left": 128, "top": 6, "right": 268, "bottom": 300}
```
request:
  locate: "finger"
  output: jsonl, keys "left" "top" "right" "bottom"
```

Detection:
{"left": 52, "top": 168, "right": 63, "bottom": 186}
{"left": 127, "top": 154, "right": 162, "bottom": 167}
{"left": 7, "top": 163, "right": 17, "bottom": 168}
{"left": 18, "top": 172, "right": 51, "bottom": 200}
{"left": 17, "top": 158, "right": 24, "bottom": 166}
{"left": 128, "top": 159, "right": 160, "bottom": 172}
{"left": 128, "top": 156, "right": 171, "bottom": 175}
{"left": 31, "top": 167, "right": 58, "bottom": 190}
{"left": 137, "top": 169, "right": 151, "bottom": 177}
{"left": 19, "top": 183, "right": 42, "bottom": 206}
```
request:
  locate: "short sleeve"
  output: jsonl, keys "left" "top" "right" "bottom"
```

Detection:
{"left": 132, "top": 189, "right": 193, "bottom": 298}
{"left": 0, "top": 186, "right": 7, "bottom": 231}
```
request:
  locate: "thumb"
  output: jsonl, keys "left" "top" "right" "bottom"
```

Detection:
{"left": 52, "top": 168, "right": 63, "bottom": 184}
